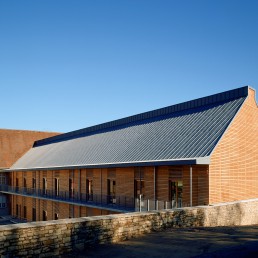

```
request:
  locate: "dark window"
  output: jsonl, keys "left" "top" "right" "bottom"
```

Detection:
{"left": 169, "top": 180, "right": 183, "bottom": 208}
{"left": 32, "top": 208, "right": 36, "bottom": 221}
{"left": 23, "top": 178, "right": 27, "bottom": 188}
{"left": 0, "top": 174, "right": 6, "bottom": 185}
{"left": 107, "top": 179, "right": 116, "bottom": 204}
{"left": 0, "top": 195, "right": 6, "bottom": 208}
{"left": 86, "top": 179, "right": 93, "bottom": 201}
{"left": 69, "top": 204, "right": 74, "bottom": 218}
{"left": 54, "top": 178, "right": 59, "bottom": 196}
{"left": 23, "top": 206, "right": 27, "bottom": 219}
{"left": 43, "top": 210, "right": 47, "bottom": 221}
{"left": 69, "top": 178, "right": 74, "bottom": 198}
{"left": 43, "top": 178, "right": 47, "bottom": 195}
{"left": 16, "top": 204, "right": 19, "bottom": 216}
{"left": 16, "top": 178, "right": 19, "bottom": 187}
{"left": 54, "top": 213, "right": 59, "bottom": 220}
{"left": 134, "top": 180, "right": 145, "bottom": 198}
{"left": 32, "top": 178, "right": 36, "bottom": 189}
{"left": 134, "top": 167, "right": 145, "bottom": 180}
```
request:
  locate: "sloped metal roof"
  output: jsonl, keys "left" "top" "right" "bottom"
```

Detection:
{"left": 9, "top": 87, "right": 248, "bottom": 171}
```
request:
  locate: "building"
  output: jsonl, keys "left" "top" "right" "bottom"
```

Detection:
{"left": 1, "top": 86, "right": 257, "bottom": 222}
{"left": 0, "top": 129, "right": 60, "bottom": 216}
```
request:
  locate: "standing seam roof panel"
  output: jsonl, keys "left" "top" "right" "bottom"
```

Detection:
{"left": 9, "top": 96, "right": 246, "bottom": 170}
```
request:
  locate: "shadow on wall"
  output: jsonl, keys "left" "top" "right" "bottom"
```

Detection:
{"left": 70, "top": 208, "right": 209, "bottom": 251}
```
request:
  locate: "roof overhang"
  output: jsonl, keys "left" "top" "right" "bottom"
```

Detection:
{"left": 5, "top": 156, "right": 210, "bottom": 172}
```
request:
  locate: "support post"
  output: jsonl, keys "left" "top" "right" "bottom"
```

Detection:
{"left": 139, "top": 194, "right": 142, "bottom": 212}
{"left": 100, "top": 168, "right": 102, "bottom": 204}
{"left": 190, "top": 166, "right": 192, "bottom": 207}
{"left": 154, "top": 166, "right": 156, "bottom": 202}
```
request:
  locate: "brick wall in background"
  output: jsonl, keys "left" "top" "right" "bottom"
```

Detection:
{"left": 0, "top": 129, "right": 60, "bottom": 169}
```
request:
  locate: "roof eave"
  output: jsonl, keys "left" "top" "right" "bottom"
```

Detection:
{"left": 6, "top": 157, "right": 210, "bottom": 172}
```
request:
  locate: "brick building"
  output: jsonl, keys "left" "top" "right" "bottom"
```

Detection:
{"left": 0, "top": 129, "right": 60, "bottom": 216}
{"left": 1, "top": 86, "right": 257, "bottom": 222}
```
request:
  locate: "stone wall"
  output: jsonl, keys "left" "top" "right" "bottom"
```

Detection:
{"left": 1, "top": 198, "right": 258, "bottom": 257}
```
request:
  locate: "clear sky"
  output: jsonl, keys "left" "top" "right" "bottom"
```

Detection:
{"left": 0, "top": 0, "right": 257, "bottom": 133}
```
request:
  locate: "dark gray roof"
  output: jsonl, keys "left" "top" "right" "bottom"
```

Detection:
{"left": 9, "top": 86, "right": 249, "bottom": 171}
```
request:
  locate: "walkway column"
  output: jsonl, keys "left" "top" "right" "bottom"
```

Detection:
{"left": 154, "top": 166, "right": 156, "bottom": 201}
{"left": 190, "top": 166, "right": 192, "bottom": 207}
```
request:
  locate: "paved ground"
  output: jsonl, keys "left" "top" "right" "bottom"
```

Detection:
{"left": 63, "top": 225, "right": 258, "bottom": 258}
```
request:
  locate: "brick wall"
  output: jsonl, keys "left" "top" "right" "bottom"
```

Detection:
{"left": 209, "top": 88, "right": 258, "bottom": 203}
{"left": 0, "top": 129, "right": 59, "bottom": 169}
{"left": 1, "top": 198, "right": 258, "bottom": 257}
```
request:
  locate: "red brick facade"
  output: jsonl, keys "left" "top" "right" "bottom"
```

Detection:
{"left": 209, "top": 88, "right": 258, "bottom": 203}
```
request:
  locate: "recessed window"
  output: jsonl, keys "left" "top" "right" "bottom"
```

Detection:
{"left": 54, "top": 178, "right": 59, "bottom": 196}
{"left": 43, "top": 178, "right": 47, "bottom": 195}
{"left": 23, "top": 206, "right": 27, "bottom": 219}
{"left": 0, "top": 174, "right": 6, "bottom": 185}
{"left": 69, "top": 178, "right": 74, "bottom": 198}
{"left": 0, "top": 195, "right": 7, "bottom": 209}
{"left": 32, "top": 208, "right": 36, "bottom": 221}
{"left": 134, "top": 180, "right": 145, "bottom": 198}
{"left": 169, "top": 180, "right": 183, "bottom": 208}
{"left": 107, "top": 179, "right": 116, "bottom": 204}
{"left": 86, "top": 179, "right": 93, "bottom": 201}
{"left": 43, "top": 210, "right": 47, "bottom": 221}
{"left": 23, "top": 178, "right": 27, "bottom": 188}
{"left": 32, "top": 178, "right": 36, "bottom": 189}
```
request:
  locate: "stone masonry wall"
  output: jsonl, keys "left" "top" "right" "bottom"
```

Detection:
{"left": 1, "top": 198, "right": 258, "bottom": 257}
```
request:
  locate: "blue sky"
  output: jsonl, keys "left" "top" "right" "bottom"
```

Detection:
{"left": 1, "top": 0, "right": 257, "bottom": 133}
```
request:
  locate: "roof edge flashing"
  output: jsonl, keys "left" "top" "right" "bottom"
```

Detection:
{"left": 195, "top": 156, "right": 211, "bottom": 164}
{"left": 6, "top": 157, "right": 211, "bottom": 172}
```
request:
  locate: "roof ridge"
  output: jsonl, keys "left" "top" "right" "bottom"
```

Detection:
{"left": 34, "top": 86, "right": 249, "bottom": 147}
